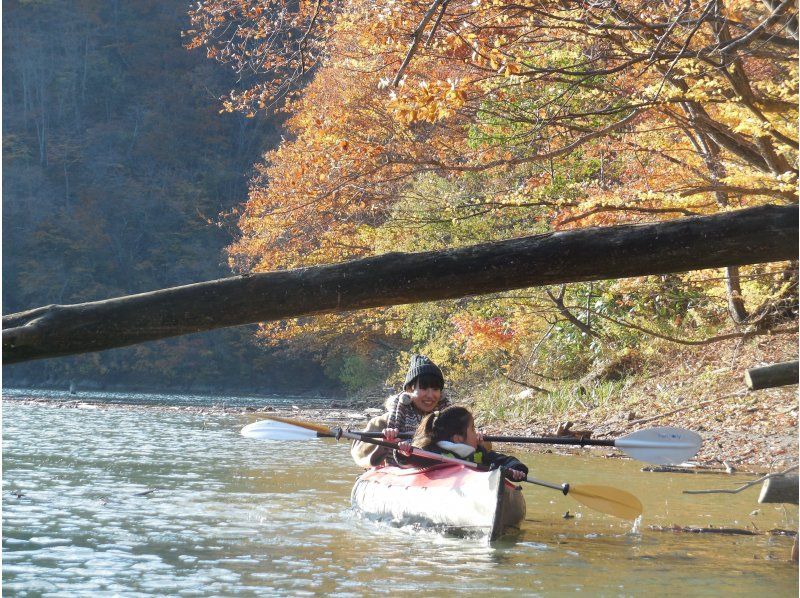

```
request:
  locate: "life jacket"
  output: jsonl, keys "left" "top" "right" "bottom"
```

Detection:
{"left": 435, "top": 440, "right": 485, "bottom": 464}
{"left": 434, "top": 440, "right": 528, "bottom": 475}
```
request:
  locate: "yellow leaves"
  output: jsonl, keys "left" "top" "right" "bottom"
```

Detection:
{"left": 731, "top": 115, "right": 774, "bottom": 137}
{"left": 720, "top": 0, "right": 743, "bottom": 18}
{"left": 721, "top": 170, "right": 798, "bottom": 194}
{"left": 755, "top": 78, "right": 800, "bottom": 109}
{"left": 776, "top": 171, "right": 798, "bottom": 186}
{"left": 654, "top": 74, "right": 732, "bottom": 104}
{"left": 488, "top": 49, "right": 503, "bottom": 71}
{"left": 388, "top": 79, "right": 467, "bottom": 124}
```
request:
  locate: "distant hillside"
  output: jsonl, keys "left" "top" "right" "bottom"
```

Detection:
{"left": 2, "top": 0, "right": 334, "bottom": 393}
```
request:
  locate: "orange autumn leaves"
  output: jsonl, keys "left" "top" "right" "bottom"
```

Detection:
{"left": 186, "top": 0, "right": 798, "bottom": 379}
{"left": 451, "top": 314, "right": 515, "bottom": 358}
{"left": 186, "top": 0, "right": 340, "bottom": 112}
{"left": 389, "top": 79, "right": 468, "bottom": 124}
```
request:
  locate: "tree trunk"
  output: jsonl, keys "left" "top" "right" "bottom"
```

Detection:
{"left": 745, "top": 361, "right": 799, "bottom": 390}
{"left": 726, "top": 266, "right": 749, "bottom": 323}
{"left": 3, "top": 204, "right": 797, "bottom": 364}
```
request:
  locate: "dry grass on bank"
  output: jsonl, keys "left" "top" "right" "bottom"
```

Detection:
{"left": 470, "top": 332, "right": 798, "bottom": 472}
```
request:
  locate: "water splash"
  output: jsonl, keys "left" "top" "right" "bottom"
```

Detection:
{"left": 629, "top": 514, "right": 643, "bottom": 535}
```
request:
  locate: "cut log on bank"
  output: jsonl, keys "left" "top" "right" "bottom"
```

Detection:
{"left": 3, "top": 204, "right": 797, "bottom": 364}
{"left": 758, "top": 474, "right": 799, "bottom": 505}
{"left": 758, "top": 473, "right": 799, "bottom": 563}
{"left": 745, "top": 361, "right": 799, "bottom": 390}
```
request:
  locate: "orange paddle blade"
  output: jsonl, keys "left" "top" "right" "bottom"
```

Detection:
{"left": 263, "top": 415, "right": 333, "bottom": 436}
{"left": 568, "top": 484, "right": 643, "bottom": 520}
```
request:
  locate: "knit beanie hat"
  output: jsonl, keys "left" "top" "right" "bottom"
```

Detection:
{"left": 403, "top": 354, "right": 444, "bottom": 390}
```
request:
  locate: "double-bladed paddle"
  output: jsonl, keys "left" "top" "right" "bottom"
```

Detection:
{"left": 241, "top": 416, "right": 643, "bottom": 520}
{"left": 241, "top": 417, "right": 701, "bottom": 465}
{"left": 487, "top": 427, "right": 701, "bottom": 466}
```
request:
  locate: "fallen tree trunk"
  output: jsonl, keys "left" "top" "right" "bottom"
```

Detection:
{"left": 744, "top": 361, "right": 799, "bottom": 390}
{"left": 3, "top": 204, "right": 797, "bottom": 364}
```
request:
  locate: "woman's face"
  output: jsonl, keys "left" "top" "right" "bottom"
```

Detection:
{"left": 409, "top": 381, "right": 442, "bottom": 414}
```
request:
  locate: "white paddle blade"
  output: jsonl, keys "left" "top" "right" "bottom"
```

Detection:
{"left": 616, "top": 427, "right": 702, "bottom": 465}
{"left": 241, "top": 419, "right": 320, "bottom": 441}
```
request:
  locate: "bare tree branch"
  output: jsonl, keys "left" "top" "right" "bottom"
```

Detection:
{"left": 683, "top": 465, "right": 799, "bottom": 495}
{"left": 392, "top": 0, "right": 449, "bottom": 87}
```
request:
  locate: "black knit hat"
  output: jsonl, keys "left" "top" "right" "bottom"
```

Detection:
{"left": 403, "top": 354, "right": 444, "bottom": 390}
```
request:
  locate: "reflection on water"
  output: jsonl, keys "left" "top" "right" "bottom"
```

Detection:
{"left": 3, "top": 398, "right": 797, "bottom": 596}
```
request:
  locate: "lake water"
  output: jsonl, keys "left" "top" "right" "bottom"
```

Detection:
{"left": 3, "top": 391, "right": 797, "bottom": 596}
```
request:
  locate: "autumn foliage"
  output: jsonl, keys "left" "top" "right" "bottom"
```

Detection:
{"left": 187, "top": 0, "right": 798, "bottom": 387}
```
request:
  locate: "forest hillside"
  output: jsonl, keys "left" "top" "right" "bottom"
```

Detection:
{"left": 2, "top": 0, "right": 335, "bottom": 393}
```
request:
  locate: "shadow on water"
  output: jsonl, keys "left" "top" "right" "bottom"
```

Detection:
{"left": 2, "top": 397, "right": 797, "bottom": 596}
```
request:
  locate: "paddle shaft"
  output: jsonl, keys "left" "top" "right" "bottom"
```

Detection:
{"left": 486, "top": 436, "right": 614, "bottom": 447}
{"left": 523, "top": 476, "right": 569, "bottom": 493}
{"left": 246, "top": 416, "right": 698, "bottom": 466}
{"left": 350, "top": 431, "right": 614, "bottom": 447}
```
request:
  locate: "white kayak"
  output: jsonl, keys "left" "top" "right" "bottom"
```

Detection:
{"left": 351, "top": 463, "right": 526, "bottom": 540}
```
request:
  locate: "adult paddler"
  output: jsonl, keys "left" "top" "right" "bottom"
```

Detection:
{"left": 351, "top": 355, "right": 449, "bottom": 468}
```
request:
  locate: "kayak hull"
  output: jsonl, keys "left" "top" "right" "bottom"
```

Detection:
{"left": 351, "top": 464, "right": 525, "bottom": 540}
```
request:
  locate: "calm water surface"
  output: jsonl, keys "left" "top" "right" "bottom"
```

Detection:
{"left": 3, "top": 394, "right": 797, "bottom": 596}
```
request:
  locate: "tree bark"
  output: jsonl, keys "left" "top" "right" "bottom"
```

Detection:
{"left": 3, "top": 204, "right": 797, "bottom": 364}
{"left": 760, "top": 0, "right": 799, "bottom": 40}
{"left": 725, "top": 266, "right": 749, "bottom": 323}
{"left": 745, "top": 361, "right": 799, "bottom": 390}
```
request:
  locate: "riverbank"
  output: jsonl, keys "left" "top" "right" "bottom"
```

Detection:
{"left": 467, "top": 332, "right": 799, "bottom": 472}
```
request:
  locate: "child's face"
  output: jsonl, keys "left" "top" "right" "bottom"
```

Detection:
{"left": 455, "top": 418, "right": 479, "bottom": 449}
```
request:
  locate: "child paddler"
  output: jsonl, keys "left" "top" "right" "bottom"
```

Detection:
{"left": 350, "top": 355, "right": 449, "bottom": 468}
{"left": 396, "top": 406, "right": 529, "bottom": 481}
